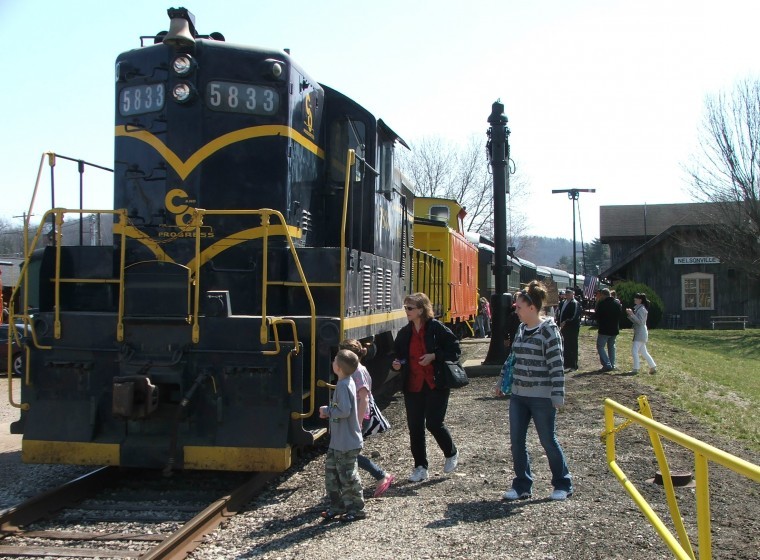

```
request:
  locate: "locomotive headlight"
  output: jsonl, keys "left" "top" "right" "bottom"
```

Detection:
{"left": 172, "top": 82, "right": 193, "bottom": 103}
{"left": 271, "top": 62, "right": 283, "bottom": 78}
{"left": 172, "top": 55, "right": 194, "bottom": 75}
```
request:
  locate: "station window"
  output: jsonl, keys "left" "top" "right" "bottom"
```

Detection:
{"left": 681, "top": 272, "right": 714, "bottom": 310}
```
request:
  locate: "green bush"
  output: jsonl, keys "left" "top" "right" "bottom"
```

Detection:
{"left": 613, "top": 280, "right": 664, "bottom": 329}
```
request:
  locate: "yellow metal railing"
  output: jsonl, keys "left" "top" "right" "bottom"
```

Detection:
{"left": 602, "top": 396, "right": 760, "bottom": 560}
{"left": 188, "top": 208, "right": 317, "bottom": 419}
{"left": 7, "top": 208, "right": 129, "bottom": 410}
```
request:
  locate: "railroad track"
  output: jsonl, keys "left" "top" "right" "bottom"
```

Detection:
{"left": 0, "top": 466, "right": 278, "bottom": 559}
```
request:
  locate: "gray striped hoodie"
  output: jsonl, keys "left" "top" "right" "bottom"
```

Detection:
{"left": 511, "top": 318, "right": 565, "bottom": 407}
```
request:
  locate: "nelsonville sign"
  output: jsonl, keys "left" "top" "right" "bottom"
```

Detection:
{"left": 673, "top": 256, "right": 720, "bottom": 265}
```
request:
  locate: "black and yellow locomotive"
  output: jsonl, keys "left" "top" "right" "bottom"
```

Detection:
{"left": 10, "top": 8, "right": 423, "bottom": 472}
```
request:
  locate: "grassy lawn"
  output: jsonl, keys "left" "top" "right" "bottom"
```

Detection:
{"left": 581, "top": 327, "right": 760, "bottom": 451}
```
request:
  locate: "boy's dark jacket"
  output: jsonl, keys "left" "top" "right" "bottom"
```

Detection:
{"left": 393, "top": 319, "right": 461, "bottom": 387}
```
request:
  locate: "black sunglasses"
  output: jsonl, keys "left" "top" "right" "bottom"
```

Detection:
{"left": 404, "top": 305, "right": 418, "bottom": 311}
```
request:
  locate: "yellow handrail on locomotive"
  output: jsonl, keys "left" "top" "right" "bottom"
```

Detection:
{"left": 8, "top": 207, "right": 129, "bottom": 410}
{"left": 339, "top": 149, "right": 356, "bottom": 340}
{"left": 187, "top": 208, "right": 318, "bottom": 419}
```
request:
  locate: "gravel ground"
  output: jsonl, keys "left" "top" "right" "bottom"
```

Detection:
{"left": 1, "top": 331, "right": 759, "bottom": 559}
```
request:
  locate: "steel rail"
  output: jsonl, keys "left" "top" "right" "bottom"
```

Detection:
{"left": 0, "top": 466, "right": 120, "bottom": 533}
{"left": 140, "top": 471, "right": 279, "bottom": 560}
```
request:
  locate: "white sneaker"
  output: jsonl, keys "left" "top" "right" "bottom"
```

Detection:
{"left": 502, "top": 489, "right": 531, "bottom": 500}
{"left": 443, "top": 451, "right": 459, "bottom": 474}
{"left": 550, "top": 489, "right": 572, "bottom": 501}
{"left": 408, "top": 466, "right": 428, "bottom": 482}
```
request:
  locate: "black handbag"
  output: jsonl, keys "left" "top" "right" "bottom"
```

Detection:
{"left": 442, "top": 361, "right": 469, "bottom": 389}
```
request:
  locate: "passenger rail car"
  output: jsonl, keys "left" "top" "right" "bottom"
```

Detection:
{"left": 9, "top": 8, "right": 420, "bottom": 472}
{"left": 471, "top": 234, "right": 522, "bottom": 300}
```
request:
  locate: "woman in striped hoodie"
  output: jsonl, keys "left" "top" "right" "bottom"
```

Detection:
{"left": 502, "top": 280, "right": 573, "bottom": 502}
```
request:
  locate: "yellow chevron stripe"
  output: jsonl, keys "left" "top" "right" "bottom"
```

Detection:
{"left": 115, "top": 125, "right": 325, "bottom": 180}
{"left": 186, "top": 224, "right": 302, "bottom": 270}
{"left": 114, "top": 222, "right": 174, "bottom": 263}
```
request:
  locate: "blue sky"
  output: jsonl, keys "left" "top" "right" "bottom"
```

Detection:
{"left": 1, "top": 0, "right": 758, "bottom": 241}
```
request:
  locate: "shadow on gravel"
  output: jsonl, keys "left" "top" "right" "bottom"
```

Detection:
{"left": 425, "top": 498, "right": 527, "bottom": 528}
{"left": 240, "top": 506, "right": 343, "bottom": 558}
{"left": 570, "top": 369, "right": 608, "bottom": 379}
{"left": 387, "top": 477, "right": 447, "bottom": 496}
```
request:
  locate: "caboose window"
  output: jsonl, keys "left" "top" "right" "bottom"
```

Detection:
{"left": 119, "top": 83, "right": 166, "bottom": 116}
{"left": 206, "top": 81, "right": 279, "bottom": 115}
{"left": 429, "top": 206, "right": 449, "bottom": 223}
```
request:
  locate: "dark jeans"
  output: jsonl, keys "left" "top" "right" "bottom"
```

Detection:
{"left": 357, "top": 453, "right": 386, "bottom": 480}
{"left": 562, "top": 326, "right": 579, "bottom": 369}
{"left": 403, "top": 384, "right": 457, "bottom": 469}
{"left": 596, "top": 334, "right": 617, "bottom": 369}
{"left": 509, "top": 394, "right": 572, "bottom": 495}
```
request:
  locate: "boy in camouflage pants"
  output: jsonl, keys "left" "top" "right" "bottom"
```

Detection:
{"left": 319, "top": 349, "right": 365, "bottom": 521}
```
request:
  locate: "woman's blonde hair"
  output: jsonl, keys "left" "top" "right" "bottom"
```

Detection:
{"left": 404, "top": 292, "right": 434, "bottom": 321}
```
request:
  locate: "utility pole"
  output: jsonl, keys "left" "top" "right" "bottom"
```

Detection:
{"left": 551, "top": 189, "right": 595, "bottom": 289}
{"left": 484, "top": 101, "right": 511, "bottom": 365}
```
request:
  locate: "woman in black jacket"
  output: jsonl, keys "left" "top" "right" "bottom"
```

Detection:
{"left": 391, "top": 292, "right": 461, "bottom": 482}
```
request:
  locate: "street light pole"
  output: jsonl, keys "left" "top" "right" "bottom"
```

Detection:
{"left": 551, "top": 189, "right": 595, "bottom": 290}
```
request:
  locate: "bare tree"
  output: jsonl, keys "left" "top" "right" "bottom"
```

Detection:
{"left": 398, "top": 134, "right": 529, "bottom": 244}
{"left": 687, "top": 78, "right": 760, "bottom": 276}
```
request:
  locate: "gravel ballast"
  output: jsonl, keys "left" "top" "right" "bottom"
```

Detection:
{"left": 1, "top": 334, "right": 758, "bottom": 559}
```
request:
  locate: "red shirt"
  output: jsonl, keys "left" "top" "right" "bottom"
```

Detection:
{"left": 406, "top": 322, "right": 436, "bottom": 391}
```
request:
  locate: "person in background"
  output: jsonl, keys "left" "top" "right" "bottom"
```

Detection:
{"left": 594, "top": 288, "right": 622, "bottom": 372}
{"left": 339, "top": 339, "right": 395, "bottom": 498}
{"left": 626, "top": 293, "right": 657, "bottom": 374}
{"left": 391, "top": 292, "right": 461, "bottom": 482}
{"left": 557, "top": 288, "right": 581, "bottom": 372}
{"left": 501, "top": 280, "right": 572, "bottom": 502}
{"left": 475, "top": 296, "right": 491, "bottom": 338}
{"left": 318, "top": 349, "right": 365, "bottom": 522}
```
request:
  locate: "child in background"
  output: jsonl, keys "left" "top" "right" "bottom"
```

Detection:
{"left": 319, "top": 349, "right": 365, "bottom": 522}
{"left": 339, "top": 339, "right": 395, "bottom": 498}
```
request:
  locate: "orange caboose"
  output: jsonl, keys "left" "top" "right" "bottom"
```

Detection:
{"left": 412, "top": 197, "right": 478, "bottom": 338}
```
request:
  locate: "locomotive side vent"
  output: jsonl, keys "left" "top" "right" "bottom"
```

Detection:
{"left": 362, "top": 265, "right": 372, "bottom": 310}
{"left": 385, "top": 268, "right": 392, "bottom": 309}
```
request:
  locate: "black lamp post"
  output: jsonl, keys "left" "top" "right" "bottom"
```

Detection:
{"left": 484, "top": 101, "right": 511, "bottom": 365}
{"left": 551, "top": 188, "right": 595, "bottom": 290}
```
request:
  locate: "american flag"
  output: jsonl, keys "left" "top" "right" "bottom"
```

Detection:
{"left": 583, "top": 276, "right": 599, "bottom": 301}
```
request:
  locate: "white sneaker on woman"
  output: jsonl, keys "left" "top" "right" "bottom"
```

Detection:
{"left": 408, "top": 466, "right": 428, "bottom": 482}
{"left": 443, "top": 451, "right": 459, "bottom": 473}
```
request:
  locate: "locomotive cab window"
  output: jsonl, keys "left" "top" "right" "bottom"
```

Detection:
{"left": 328, "top": 119, "right": 365, "bottom": 182}
{"left": 378, "top": 139, "right": 394, "bottom": 194}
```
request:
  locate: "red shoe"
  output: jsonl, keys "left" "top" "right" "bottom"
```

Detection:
{"left": 373, "top": 474, "right": 395, "bottom": 498}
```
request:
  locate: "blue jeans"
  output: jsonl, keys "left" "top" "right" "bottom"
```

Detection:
{"left": 357, "top": 453, "right": 386, "bottom": 481}
{"left": 596, "top": 334, "right": 617, "bottom": 369}
{"left": 509, "top": 394, "right": 572, "bottom": 495}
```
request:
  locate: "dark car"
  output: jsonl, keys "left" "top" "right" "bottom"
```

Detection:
{"left": 0, "top": 324, "right": 25, "bottom": 376}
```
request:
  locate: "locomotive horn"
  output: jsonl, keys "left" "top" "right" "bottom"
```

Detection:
{"left": 163, "top": 7, "right": 197, "bottom": 48}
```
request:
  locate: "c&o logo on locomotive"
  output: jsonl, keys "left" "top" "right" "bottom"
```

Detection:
{"left": 159, "top": 188, "right": 215, "bottom": 238}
